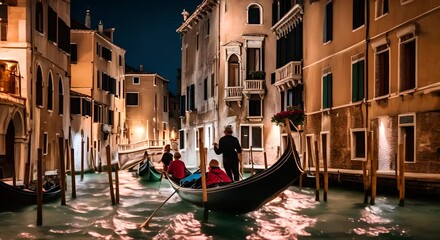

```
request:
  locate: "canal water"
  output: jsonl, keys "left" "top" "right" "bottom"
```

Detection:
{"left": 0, "top": 170, "right": 439, "bottom": 240}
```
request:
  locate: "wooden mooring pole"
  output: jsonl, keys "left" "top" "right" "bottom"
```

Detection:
{"left": 36, "top": 149, "right": 43, "bottom": 226}
{"left": 250, "top": 146, "right": 254, "bottom": 175}
{"left": 263, "top": 152, "right": 268, "bottom": 169}
{"left": 362, "top": 160, "right": 369, "bottom": 204}
{"left": 299, "top": 151, "right": 306, "bottom": 192}
{"left": 322, "top": 139, "right": 328, "bottom": 202}
{"left": 106, "top": 145, "right": 116, "bottom": 205}
{"left": 70, "top": 147, "right": 77, "bottom": 199}
{"left": 81, "top": 140, "right": 84, "bottom": 181}
{"left": 313, "top": 140, "right": 320, "bottom": 202}
{"left": 398, "top": 143, "right": 405, "bottom": 207}
{"left": 115, "top": 163, "right": 120, "bottom": 204}
{"left": 58, "top": 137, "right": 66, "bottom": 205}
{"left": 370, "top": 131, "right": 378, "bottom": 205}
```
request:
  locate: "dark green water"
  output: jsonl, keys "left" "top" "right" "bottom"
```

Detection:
{"left": 0, "top": 171, "right": 439, "bottom": 239}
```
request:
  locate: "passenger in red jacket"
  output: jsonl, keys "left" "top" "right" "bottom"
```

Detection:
{"left": 206, "top": 159, "right": 232, "bottom": 187}
{"left": 167, "top": 152, "right": 186, "bottom": 182}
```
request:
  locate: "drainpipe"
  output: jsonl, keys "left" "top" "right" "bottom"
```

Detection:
{"left": 365, "top": 0, "right": 370, "bottom": 130}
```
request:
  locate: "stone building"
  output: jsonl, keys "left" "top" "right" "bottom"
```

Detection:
{"left": 0, "top": 0, "right": 71, "bottom": 182}
{"left": 70, "top": 12, "right": 126, "bottom": 171}
{"left": 124, "top": 65, "right": 170, "bottom": 146}
{"left": 302, "top": 0, "right": 440, "bottom": 180}
{"left": 177, "top": 0, "right": 278, "bottom": 168}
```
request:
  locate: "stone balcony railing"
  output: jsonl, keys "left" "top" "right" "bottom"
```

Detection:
{"left": 243, "top": 79, "right": 265, "bottom": 99}
{"left": 273, "top": 61, "right": 302, "bottom": 91}
{"left": 224, "top": 86, "right": 243, "bottom": 103}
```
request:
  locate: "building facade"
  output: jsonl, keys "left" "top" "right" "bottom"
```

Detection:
{"left": 124, "top": 65, "right": 170, "bottom": 146}
{"left": 177, "top": 0, "right": 279, "bottom": 168}
{"left": 70, "top": 15, "right": 126, "bottom": 171}
{"left": 302, "top": 0, "right": 440, "bottom": 177}
{"left": 0, "top": 0, "right": 71, "bottom": 183}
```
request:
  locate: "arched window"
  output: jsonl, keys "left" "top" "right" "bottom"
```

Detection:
{"left": 36, "top": 66, "right": 43, "bottom": 107}
{"left": 247, "top": 4, "right": 262, "bottom": 24}
{"left": 47, "top": 72, "right": 53, "bottom": 111}
{"left": 228, "top": 54, "right": 240, "bottom": 87}
{"left": 58, "top": 77, "right": 64, "bottom": 115}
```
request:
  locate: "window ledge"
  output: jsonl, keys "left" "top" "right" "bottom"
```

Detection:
{"left": 351, "top": 157, "right": 367, "bottom": 161}
{"left": 399, "top": 89, "right": 415, "bottom": 96}
{"left": 247, "top": 116, "right": 263, "bottom": 122}
{"left": 373, "top": 94, "right": 390, "bottom": 101}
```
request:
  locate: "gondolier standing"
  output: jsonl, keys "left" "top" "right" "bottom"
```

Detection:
{"left": 213, "top": 125, "right": 242, "bottom": 182}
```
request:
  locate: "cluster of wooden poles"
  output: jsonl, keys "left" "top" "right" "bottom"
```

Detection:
{"left": 295, "top": 131, "right": 406, "bottom": 206}
{"left": 35, "top": 136, "right": 120, "bottom": 226}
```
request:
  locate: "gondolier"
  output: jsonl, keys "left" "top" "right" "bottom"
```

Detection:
{"left": 213, "top": 125, "right": 242, "bottom": 182}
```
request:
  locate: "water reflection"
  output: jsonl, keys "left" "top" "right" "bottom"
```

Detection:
{"left": 0, "top": 171, "right": 439, "bottom": 239}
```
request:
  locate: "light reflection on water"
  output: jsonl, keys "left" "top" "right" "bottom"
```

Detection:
{"left": 0, "top": 171, "right": 439, "bottom": 240}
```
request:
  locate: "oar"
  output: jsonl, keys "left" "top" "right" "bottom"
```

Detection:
{"left": 140, "top": 187, "right": 178, "bottom": 228}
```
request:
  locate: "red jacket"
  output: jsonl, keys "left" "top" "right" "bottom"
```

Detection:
{"left": 206, "top": 167, "right": 232, "bottom": 186}
{"left": 167, "top": 159, "right": 186, "bottom": 180}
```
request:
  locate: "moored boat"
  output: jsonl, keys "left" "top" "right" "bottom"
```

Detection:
{"left": 166, "top": 134, "right": 304, "bottom": 213}
{"left": 139, "top": 160, "right": 162, "bottom": 182}
{"left": 0, "top": 181, "right": 61, "bottom": 211}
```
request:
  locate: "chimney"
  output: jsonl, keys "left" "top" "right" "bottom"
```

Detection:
{"left": 85, "top": 9, "right": 91, "bottom": 29}
{"left": 98, "top": 20, "right": 103, "bottom": 33}
{"left": 181, "top": 9, "right": 190, "bottom": 21}
{"left": 139, "top": 65, "right": 144, "bottom": 72}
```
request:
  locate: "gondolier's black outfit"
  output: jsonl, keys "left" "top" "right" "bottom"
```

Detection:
{"left": 214, "top": 134, "right": 242, "bottom": 181}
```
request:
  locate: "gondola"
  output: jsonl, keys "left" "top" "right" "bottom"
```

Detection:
{"left": 139, "top": 160, "right": 162, "bottom": 182}
{"left": 0, "top": 181, "right": 61, "bottom": 211}
{"left": 166, "top": 133, "right": 304, "bottom": 213}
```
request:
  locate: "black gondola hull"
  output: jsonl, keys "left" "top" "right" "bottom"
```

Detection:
{"left": 167, "top": 136, "right": 303, "bottom": 213}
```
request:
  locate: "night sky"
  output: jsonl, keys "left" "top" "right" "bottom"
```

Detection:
{"left": 70, "top": 0, "right": 202, "bottom": 95}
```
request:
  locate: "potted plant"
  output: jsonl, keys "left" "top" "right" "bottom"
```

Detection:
{"left": 271, "top": 106, "right": 304, "bottom": 130}
{"left": 248, "top": 70, "right": 266, "bottom": 80}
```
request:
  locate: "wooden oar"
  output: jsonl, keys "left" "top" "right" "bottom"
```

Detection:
{"left": 140, "top": 185, "right": 178, "bottom": 228}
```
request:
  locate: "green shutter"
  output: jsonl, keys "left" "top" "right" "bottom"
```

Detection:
{"left": 352, "top": 63, "right": 359, "bottom": 102}
{"left": 327, "top": 73, "right": 333, "bottom": 108}
{"left": 358, "top": 60, "right": 364, "bottom": 100}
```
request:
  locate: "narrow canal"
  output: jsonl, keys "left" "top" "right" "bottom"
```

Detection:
{"left": 0, "top": 170, "right": 439, "bottom": 239}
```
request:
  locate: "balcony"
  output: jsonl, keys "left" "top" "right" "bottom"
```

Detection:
{"left": 0, "top": 60, "right": 20, "bottom": 96}
{"left": 271, "top": 4, "right": 303, "bottom": 39}
{"left": 224, "top": 86, "right": 243, "bottom": 106}
{"left": 273, "top": 61, "right": 302, "bottom": 91}
{"left": 243, "top": 80, "right": 265, "bottom": 99}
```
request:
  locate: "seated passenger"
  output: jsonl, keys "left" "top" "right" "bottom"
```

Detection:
{"left": 167, "top": 152, "right": 186, "bottom": 182}
{"left": 206, "top": 159, "right": 232, "bottom": 187}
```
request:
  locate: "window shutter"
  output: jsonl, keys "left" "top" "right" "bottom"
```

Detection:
{"left": 190, "top": 84, "right": 195, "bottom": 110}
{"left": 358, "top": 60, "right": 364, "bottom": 100}
{"left": 352, "top": 63, "right": 359, "bottom": 102}
{"left": 323, "top": 76, "right": 328, "bottom": 108}
{"left": 179, "top": 95, "right": 186, "bottom": 116}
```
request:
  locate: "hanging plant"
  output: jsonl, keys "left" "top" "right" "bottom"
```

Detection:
{"left": 271, "top": 106, "right": 304, "bottom": 127}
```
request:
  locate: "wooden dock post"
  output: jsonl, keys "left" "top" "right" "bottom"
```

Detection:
{"left": 58, "top": 137, "right": 66, "bottom": 205}
{"left": 299, "top": 151, "right": 306, "bottom": 192}
{"left": 81, "top": 140, "right": 84, "bottom": 181}
{"left": 263, "top": 152, "right": 268, "bottom": 169}
{"left": 115, "top": 163, "right": 120, "bottom": 204}
{"left": 106, "top": 145, "right": 116, "bottom": 205}
{"left": 70, "top": 147, "right": 77, "bottom": 199}
{"left": 198, "top": 132, "right": 208, "bottom": 221}
{"left": 313, "top": 140, "right": 320, "bottom": 202}
{"left": 250, "top": 146, "right": 254, "bottom": 175}
{"left": 36, "top": 149, "right": 43, "bottom": 226}
{"left": 322, "top": 139, "right": 328, "bottom": 202}
{"left": 370, "top": 131, "right": 377, "bottom": 205}
{"left": 398, "top": 143, "right": 405, "bottom": 207}
{"left": 362, "top": 160, "right": 369, "bottom": 204}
